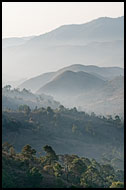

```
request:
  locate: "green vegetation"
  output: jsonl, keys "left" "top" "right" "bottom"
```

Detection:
{"left": 2, "top": 106, "right": 124, "bottom": 171}
{"left": 2, "top": 143, "right": 124, "bottom": 188}
{"left": 21, "top": 144, "right": 36, "bottom": 159}
{"left": 2, "top": 104, "right": 124, "bottom": 188}
{"left": 43, "top": 145, "right": 58, "bottom": 164}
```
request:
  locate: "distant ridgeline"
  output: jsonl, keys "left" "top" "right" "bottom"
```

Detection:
{"left": 2, "top": 85, "right": 60, "bottom": 110}
{"left": 3, "top": 17, "right": 124, "bottom": 79}
{"left": 3, "top": 64, "right": 124, "bottom": 117}
{"left": 2, "top": 143, "right": 124, "bottom": 188}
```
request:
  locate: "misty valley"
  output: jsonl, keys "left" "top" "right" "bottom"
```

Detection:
{"left": 2, "top": 15, "right": 124, "bottom": 188}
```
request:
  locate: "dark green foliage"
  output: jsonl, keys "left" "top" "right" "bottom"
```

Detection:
{"left": 53, "top": 162, "right": 63, "bottom": 177}
{"left": 2, "top": 142, "right": 13, "bottom": 153}
{"left": 43, "top": 145, "right": 58, "bottom": 164}
{"left": 69, "top": 158, "right": 87, "bottom": 176}
{"left": 2, "top": 106, "right": 124, "bottom": 188}
{"left": 2, "top": 143, "right": 124, "bottom": 188}
{"left": 2, "top": 107, "right": 124, "bottom": 172}
{"left": 21, "top": 144, "right": 36, "bottom": 159}
{"left": 80, "top": 165, "right": 105, "bottom": 188}
{"left": 26, "top": 167, "right": 43, "bottom": 188}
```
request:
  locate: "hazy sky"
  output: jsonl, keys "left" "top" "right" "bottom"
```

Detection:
{"left": 2, "top": 2, "right": 124, "bottom": 38}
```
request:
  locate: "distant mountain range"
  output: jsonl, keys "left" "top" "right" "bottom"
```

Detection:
{"left": 38, "top": 70, "right": 105, "bottom": 96}
{"left": 2, "top": 36, "right": 35, "bottom": 48}
{"left": 18, "top": 63, "right": 124, "bottom": 116}
{"left": 3, "top": 16, "right": 124, "bottom": 116}
{"left": 3, "top": 16, "right": 124, "bottom": 48}
{"left": 25, "top": 16, "right": 124, "bottom": 46}
{"left": 19, "top": 64, "right": 124, "bottom": 92}
{"left": 3, "top": 16, "right": 124, "bottom": 80}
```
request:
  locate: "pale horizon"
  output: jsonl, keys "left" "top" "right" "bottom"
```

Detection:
{"left": 2, "top": 2, "right": 124, "bottom": 83}
{"left": 2, "top": 2, "right": 124, "bottom": 38}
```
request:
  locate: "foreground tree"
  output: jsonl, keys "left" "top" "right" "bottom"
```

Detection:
{"left": 21, "top": 144, "right": 36, "bottom": 159}
{"left": 43, "top": 145, "right": 58, "bottom": 164}
{"left": 53, "top": 162, "right": 63, "bottom": 177}
{"left": 69, "top": 158, "right": 87, "bottom": 176}
{"left": 2, "top": 142, "right": 13, "bottom": 153}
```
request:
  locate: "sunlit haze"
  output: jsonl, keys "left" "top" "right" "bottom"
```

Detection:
{"left": 2, "top": 2, "right": 124, "bottom": 38}
{"left": 2, "top": 2, "right": 124, "bottom": 83}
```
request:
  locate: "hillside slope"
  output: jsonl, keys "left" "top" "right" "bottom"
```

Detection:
{"left": 2, "top": 87, "right": 60, "bottom": 110}
{"left": 75, "top": 76, "right": 124, "bottom": 116}
{"left": 19, "top": 64, "right": 124, "bottom": 92}
{"left": 37, "top": 70, "right": 105, "bottom": 96}
{"left": 2, "top": 107, "right": 124, "bottom": 163}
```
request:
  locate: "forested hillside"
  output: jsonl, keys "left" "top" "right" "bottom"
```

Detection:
{"left": 2, "top": 106, "right": 124, "bottom": 170}
{"left": 2, "top": 85, "right": 60, "bottom": 110}
{"left": 2, "top": 143, "right": 124, "bottom": 188}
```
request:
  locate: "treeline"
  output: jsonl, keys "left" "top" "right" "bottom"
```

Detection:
{"left": 2, "top": 105, "right": 124, "bottom": 171}
{"left": 2, "top": 85, "right": 60, "bottom": 110}
{"left": 4, "top": 104, "right": 124, "bottom": 126}
{"left": 2, "top": 142, "right": 124, "bottom": 188}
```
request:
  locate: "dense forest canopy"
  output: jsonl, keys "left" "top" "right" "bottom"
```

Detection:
{"left": 2, "top": 105, "right": 124, "bottom": 171}
{"left": 2, "top": 86, "right": 124, "bottom": 188}
{"left": 2, "top": 143, "right": 124, "bottom": 188}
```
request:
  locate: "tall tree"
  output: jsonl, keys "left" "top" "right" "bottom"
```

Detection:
{"left": 21, "top": 144, "right": 36, "bottom": 159}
